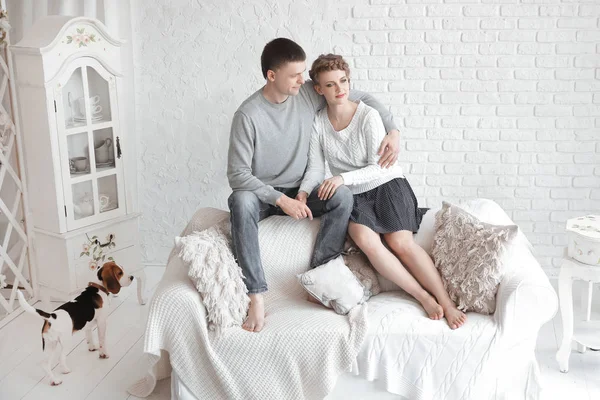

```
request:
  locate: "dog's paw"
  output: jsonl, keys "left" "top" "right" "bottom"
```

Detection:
{"left": 88, "top": 346, "right": 98, "bottom": 352}
{"left": 61, "top": 367, "right": 71, "bottom": 374}
{"left": 51, "top": 379, "right": 62, "bottom": 386}
{"left": 99, "top": 353, "right": 109, "bottom": 359}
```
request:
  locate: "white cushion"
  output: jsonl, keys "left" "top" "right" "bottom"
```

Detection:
{"left": 297, "top": 255, "right": 368, "bottom": 315}
{"left": 413, "top": 206, "right": 439, "bottom": 255}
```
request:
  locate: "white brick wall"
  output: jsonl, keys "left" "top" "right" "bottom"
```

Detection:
{"left": 133, "top": 0, "right": 599, "bottom": 276}
{"left": 336, "top": 0, "right": 600, "bottom": 277}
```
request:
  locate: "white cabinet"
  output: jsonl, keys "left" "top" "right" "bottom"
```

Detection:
{"left": 11, "top": 16, "right": 144, "bottom": 302}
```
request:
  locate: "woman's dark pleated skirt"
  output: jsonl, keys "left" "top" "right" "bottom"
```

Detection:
{"left": 349, "top": 178, "right": 424, "bottom": 234}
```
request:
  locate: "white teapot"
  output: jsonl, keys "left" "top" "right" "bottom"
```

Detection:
{"left": 73, "top": 194, "right": 94, "bottom": 217}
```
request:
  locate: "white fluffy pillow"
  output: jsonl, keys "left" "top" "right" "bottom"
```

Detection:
{"left": 176, "top": 222, "right": 250, "bottom": 331}
{"left": 297, "top": 256, "right": 369, "bottom": 315}
{"left": 432, "top": 201, "right": 518, "bottom": 314}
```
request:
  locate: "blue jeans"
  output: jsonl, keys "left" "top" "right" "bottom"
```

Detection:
{"left": 228, "top": 186, "right": 354, "bottom": 294}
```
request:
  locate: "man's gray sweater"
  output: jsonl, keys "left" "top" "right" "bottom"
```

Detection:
{"left": 227, "top": 81, "right": 398, "bottom": 205}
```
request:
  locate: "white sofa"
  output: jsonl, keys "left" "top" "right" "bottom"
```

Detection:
{"left": 135, "top": 199, "right": 558, "bottom": 400}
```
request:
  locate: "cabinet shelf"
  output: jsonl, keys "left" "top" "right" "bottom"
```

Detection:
{"left": 66, "top": 120, "right": 113, "bottom": 135}
{"left": 69, "top": 168, "right": 117, "bottom": 183}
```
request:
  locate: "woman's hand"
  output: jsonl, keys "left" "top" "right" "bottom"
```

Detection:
{"left": 318, "top": 176, "right": 344, "bottom": 200}
{"left": 378, "top": 129, "right": 400, "bottom": 168}
{"left": 296, "top": 191, "right": 308, "bottom": 205}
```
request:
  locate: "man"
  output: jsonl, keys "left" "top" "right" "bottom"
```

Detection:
{"left": 227, "top": 38, "right": 401, "bottom": 332}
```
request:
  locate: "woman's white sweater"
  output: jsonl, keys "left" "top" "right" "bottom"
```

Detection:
{"left": 300, "top": 101, "right": 404, "bottom": 195}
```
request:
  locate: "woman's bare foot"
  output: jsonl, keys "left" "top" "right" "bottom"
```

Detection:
{"left": 442, "top": 303, "right": 466, "bottom": 329}
{"left": 419, "top": 294, "right": 444, "bottom": 320}
{"left": 242, "top": 294, "right": 265, "bottom": 332}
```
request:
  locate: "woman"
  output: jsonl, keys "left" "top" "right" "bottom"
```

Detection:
{"left": 298, "top": 54, "right": 466, "bottom": 329}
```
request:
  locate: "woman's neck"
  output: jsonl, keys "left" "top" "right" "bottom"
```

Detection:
{"left": 327, "top": 100, "right": 358, "bottom": 131}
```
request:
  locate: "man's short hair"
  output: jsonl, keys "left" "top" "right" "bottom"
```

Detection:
{"left": 261, "top": 38, "right": 306, "bottom": 79}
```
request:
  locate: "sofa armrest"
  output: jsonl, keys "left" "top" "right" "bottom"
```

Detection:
{"left": 158, "top": 256, "right": 209, "bottom": 319}
{"left": 494, "top": 249, "right": 558, "bottom": 342}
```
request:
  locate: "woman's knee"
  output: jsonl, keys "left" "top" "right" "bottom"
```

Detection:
{"left": 386, "top": 232, "right": 414, "bottom": 257}
{"left": 349, "top": 225, "right": 381, "bottom": 255}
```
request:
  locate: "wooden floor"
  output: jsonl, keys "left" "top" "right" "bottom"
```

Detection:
{"left": 0, "top": 267, "right": 171, "bottom": 400}
{"left": 1, "top": 268, "right": 599, "bottom": 400}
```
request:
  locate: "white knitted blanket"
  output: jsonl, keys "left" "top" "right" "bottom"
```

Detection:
{"left": 128, "top": 208, "right": 369, "bottom": 399}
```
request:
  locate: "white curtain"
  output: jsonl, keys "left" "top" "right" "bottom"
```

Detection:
{"left": 4, "top": 0, "right": 125, "bottom": 43}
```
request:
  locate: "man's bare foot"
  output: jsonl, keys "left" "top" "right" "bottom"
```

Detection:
{"left": 419, "top": 294, "right": 444, "bottom": 320}
{"left": 242, "top": 294, "right": 265, "bottom": 332}
{"left": 442, "top": 303, "right": 466, "bottom": 329}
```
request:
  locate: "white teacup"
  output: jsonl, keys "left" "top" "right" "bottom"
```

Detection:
{"left": 70, "top": 156, "right": 88, "bottom": 172}
{"left": 95, "top": 138, "right": 113, "bottom": 164}
{"left": 77, "top": 95, "right": 102, "bottom": 116}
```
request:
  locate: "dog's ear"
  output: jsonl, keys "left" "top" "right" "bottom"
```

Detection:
{"left": 100, "top": 262, "right": 121, "bottom": 294}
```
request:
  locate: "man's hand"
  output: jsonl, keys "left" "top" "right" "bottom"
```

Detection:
{"left": 378, "top": 129, "right": 401, "bottom": 168}
{"left": 296, "top": 191, "right": 308, "bottom": 205}
{"left": 317, "top": 176, "right": 344, "bottom": 200}
{"left": 276, "top": 194, "right": 313, "bottom": 220}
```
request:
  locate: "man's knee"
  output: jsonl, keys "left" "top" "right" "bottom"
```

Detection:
{"left": 228, "top": 191, "right": 261, "bottom": 216}
{"left": 329, "top": 186, "right": 353, "bottom": 211}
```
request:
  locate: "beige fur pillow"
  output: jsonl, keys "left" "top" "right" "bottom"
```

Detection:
{"left": 343, "top": 251, "right": 381, "bottom": 297}
{"left": 432, "top": 201, "right": 518, "bottom": 314}
{"left": 343, "top": 238, "right": 383, "bottom": 295}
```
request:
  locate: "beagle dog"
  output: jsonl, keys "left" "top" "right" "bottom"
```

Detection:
{"left": 17, "top": 261, "right": 134, "bottom": 386}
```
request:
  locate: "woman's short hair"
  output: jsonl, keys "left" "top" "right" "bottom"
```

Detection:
{"left": 261, "top": 38, "right": 306, "bottom": 79}
{"left": 309, "top": 54, "right": 350, "bottom": 84}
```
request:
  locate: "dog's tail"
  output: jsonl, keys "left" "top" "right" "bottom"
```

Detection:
{"left": 17, "top": 290, "right": 56, "bottom": 321}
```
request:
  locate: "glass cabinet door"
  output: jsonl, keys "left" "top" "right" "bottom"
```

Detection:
{"left": 56, "top": 58, "right": 125, "bottom": 230}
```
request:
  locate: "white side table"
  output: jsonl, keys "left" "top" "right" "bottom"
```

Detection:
{"left": 556, "top": 215, "right": 600, "bottom": 373}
